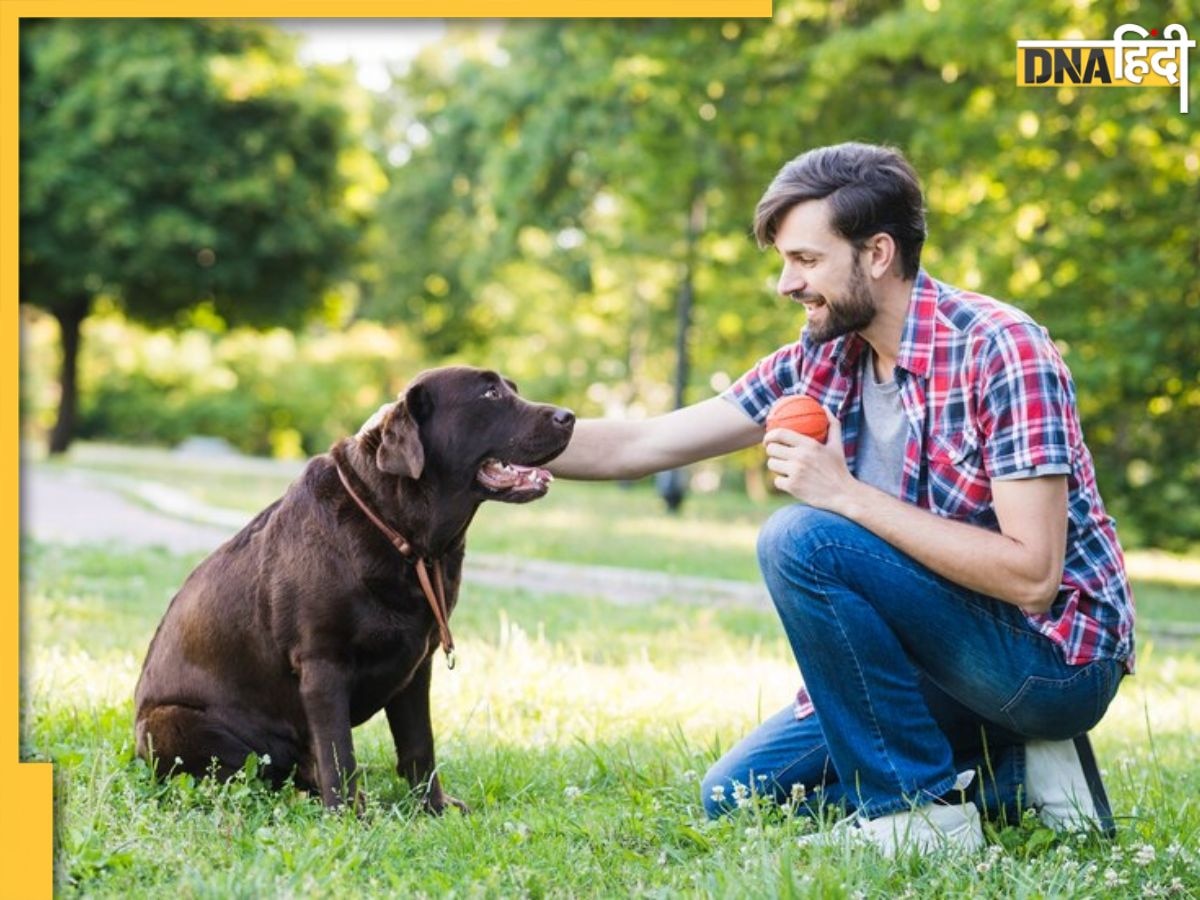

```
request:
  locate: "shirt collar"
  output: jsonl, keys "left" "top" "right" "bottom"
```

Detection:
{"left": 831, "top": 269, "right": 937, "bottom": 379}
{"left": 896, "top": 269, "right": 937, "bottom": 379}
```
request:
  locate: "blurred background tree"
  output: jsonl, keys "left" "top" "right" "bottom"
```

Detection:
{"left": 18, "top": 4, "right": 1200, "bottom": 546}
{"left": 20, "top": 20, "right": 362, "bottom": 453}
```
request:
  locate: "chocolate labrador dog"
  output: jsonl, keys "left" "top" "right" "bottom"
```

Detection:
{"left": 134, "top": 366, "right": 574, "bottom": 811}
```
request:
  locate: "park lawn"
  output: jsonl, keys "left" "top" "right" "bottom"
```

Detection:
{"left": 19, "top": 533, "right": 1200, "bottom": 898}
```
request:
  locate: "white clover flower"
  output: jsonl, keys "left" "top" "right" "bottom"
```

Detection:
{"left": 790, "top": 782, "right": 807, "bottom": 804}
{"left": 563, "top": 785, "right": 582, "bottom": 800}
{"left": 261, "top": 754, "right": 271, "bottom": 766}
{"left": 502, "top": 821, "right": 530, "bottom": 838}
{"left": 173, "top": 756, "right": 183, "bottom": 766}
{"left": 710, "top": 784, "right": 726, "bottom": 803}
{"left": 1103, "top": 867, "right": 1124, "bottom": 889}
{"left": 732, "top": 781, "right": 749, "bottom": 802}
{"left": 975, "top": 861, "right": 992, "bottom": 874}
{"left": 1081, "top": 861, "right": 1097, "bottom": 879}
{"left": 1134, "top": 844, "right": 1157, "bottom": 866}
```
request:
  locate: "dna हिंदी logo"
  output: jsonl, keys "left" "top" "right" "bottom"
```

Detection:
{"left": 1017, "top": 23, "right": 1194, "bottom": 113}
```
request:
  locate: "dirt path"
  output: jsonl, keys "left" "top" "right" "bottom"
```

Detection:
{"left": 24, "top": 466, "right": 238, "bottom": 554}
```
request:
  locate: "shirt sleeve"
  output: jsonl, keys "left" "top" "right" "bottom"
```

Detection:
{"left": 978, "top": 323, "right": 1077, "bottom": 478}
{"left": 991, "top": 462, "right": 1072, "bottom": 481}
{"left": 720, "top": 342, "right": 804, "bottom": 424}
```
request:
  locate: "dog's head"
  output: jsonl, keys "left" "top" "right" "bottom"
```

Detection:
{"left": 365, "top": 366, "right": 574, "bottom": 504}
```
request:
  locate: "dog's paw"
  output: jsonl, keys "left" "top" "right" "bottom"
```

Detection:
{"left": 323, "top": 790, "right": 367, "bottom": 816}
{"left": 423, "top": 792, "right": 469, "bottom": 816}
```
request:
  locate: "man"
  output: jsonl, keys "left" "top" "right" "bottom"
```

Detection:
{"left": 548, "top": 142, "right": 1132, "bottom": 855}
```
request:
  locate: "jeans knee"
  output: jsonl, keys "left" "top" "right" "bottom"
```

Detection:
{"left": 756, "top": 505, "right": 847, "bottom": 581}
{"left": 699, "top": 768, "right": 727, "bottom": 819}
{"left": 700, "top": 764, "right": 743, "bottom": 820}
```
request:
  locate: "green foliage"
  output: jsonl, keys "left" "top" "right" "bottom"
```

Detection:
{"left": 365, "top": 22, "right": 797, "bottom": 405}
{"left": 19, "top": 20, "right": 372, "bottom": 452}
{"left": 23, "top": 307, "right": 427, "bottom": 458}
{"left": 19, "top": 20, "right": 359, "bottom": 327}
{"left": 364, "top": 5, "right": 1198, "bottom": 547}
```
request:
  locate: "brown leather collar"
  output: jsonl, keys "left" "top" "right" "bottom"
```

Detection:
{"left": 334, "top": 462, "right": 456, "bottom": 669}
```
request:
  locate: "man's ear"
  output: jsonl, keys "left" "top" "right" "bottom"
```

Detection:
{"left": 376, "top": 384, "right": 427, "bottom": 479}
{"left": 865, "top": 232, "right": 898, "bottom": 279}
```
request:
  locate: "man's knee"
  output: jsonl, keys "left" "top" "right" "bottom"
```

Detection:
{"left": 700, "top": 761, "right": 766, "bottom": 819}
{"left": 756, "top": 505, "right": 851, "bottom": 580}
{"left": 699, "top": 765, "right": 735, "bottom": 819}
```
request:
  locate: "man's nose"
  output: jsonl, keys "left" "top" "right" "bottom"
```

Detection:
{"left": 777, "top": 267, "right": 804, "bottom": 298}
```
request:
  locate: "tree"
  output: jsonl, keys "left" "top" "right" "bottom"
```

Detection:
{"left": 365, "top": 22, "right": 797, "bottom": 404}
{"left": 20, "top": 20, "right": 359, "bottom": 452}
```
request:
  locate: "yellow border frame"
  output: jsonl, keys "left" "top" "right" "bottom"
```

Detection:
{"left": 2, "top": 5, "right": 771, "bottom": 896}
{"left": 2, "top": 9, "right": 54, "bottom": 898}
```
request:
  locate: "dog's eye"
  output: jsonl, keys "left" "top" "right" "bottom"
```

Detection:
{"left": 482, "top": 387, "right": 501, "bottom": 400}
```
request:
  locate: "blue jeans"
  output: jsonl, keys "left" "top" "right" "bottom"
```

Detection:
{"left": 701, "top": 506, "right": 1123, "bottom": 820}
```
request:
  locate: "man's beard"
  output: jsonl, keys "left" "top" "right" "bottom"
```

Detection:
{"left": 804, "top": 259, "right": 876, "bottom": 344}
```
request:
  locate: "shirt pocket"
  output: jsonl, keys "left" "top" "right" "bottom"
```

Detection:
{"left": 926, "top": 430, "right": 990, "bottom": 520}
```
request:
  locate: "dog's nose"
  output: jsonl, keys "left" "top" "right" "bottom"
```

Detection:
{"left": 553, "top": 408, "right": 575, "bottom": 427}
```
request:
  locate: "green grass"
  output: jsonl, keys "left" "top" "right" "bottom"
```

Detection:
{"left": 20, "top": 532, "right": 1200, "bottom": 898}
{"left": 1132, "top": 582, "right": 1200, "bottom": 633}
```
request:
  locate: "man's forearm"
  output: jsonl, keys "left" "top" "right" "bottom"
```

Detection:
{"left": 548, "top": 418, "right": 654, "bottom": 481}
{"left": 548, "top": 397, "right": 764, "bottom": 481}
{"left": 832, "top": 482, "right": 1063, "bottom": 613}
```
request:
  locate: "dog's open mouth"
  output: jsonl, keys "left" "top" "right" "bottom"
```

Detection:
{"left": 476, "top": 459, "right": 554, "bottom": 497}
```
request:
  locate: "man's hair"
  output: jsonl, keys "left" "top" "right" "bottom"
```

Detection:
{"left": 753, "top": 142, "right": 927, "bottom": 280}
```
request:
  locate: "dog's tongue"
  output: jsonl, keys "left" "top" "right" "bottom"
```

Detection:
{"left": 477, "top": 459, "right": 553, "bottom": 492}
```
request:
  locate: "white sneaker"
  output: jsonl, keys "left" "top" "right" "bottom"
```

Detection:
{"left": 1025, "top": 734, "right": 1115, "bottom": 836}
{"left": 858, "top": 802, "right": 985, "bottom": 857}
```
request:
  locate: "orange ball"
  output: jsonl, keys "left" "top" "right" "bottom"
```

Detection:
{"left": 765, "top": 395, "right": 829, "bottom": 443}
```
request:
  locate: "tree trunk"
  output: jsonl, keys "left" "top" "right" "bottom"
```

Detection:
{"left": 658, "top": 184, "right": 706, "bottom": 515}
{"left": 48, "top": 298, "right": 89, "bottom": 455}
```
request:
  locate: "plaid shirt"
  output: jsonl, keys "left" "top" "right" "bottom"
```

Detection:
{"left": 724, "top": 270, "right": 1135, "bottom": 719}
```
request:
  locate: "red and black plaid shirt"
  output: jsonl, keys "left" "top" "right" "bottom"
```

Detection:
{"left": 724, "top": 270, "right": 1135, "bottom": 719}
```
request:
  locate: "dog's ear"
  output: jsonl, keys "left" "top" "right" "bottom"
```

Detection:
{"left": 376, "top": 384, "right": 427, "bottom": 479}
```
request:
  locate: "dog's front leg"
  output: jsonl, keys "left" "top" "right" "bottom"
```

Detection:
{"left": 298, "top": 657, "right": 360, "bottom": 811}
{"left": 385, "top": 656, "right": 467, "bottom": 814}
